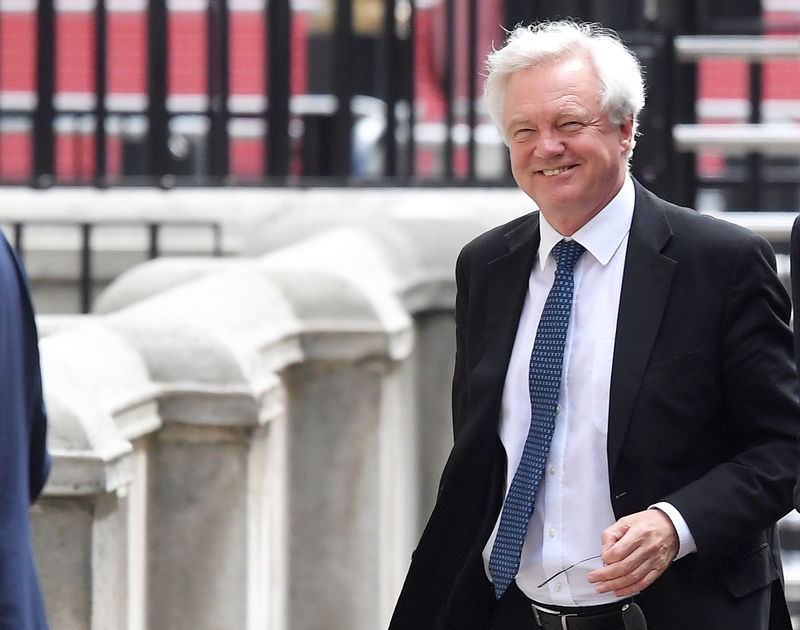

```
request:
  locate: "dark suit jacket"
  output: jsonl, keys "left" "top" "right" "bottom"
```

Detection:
{"left": 390, "top": 182, "right": 799, "bottom": 630}
{"left": 0, "top": 232, "right": 50, "bottom": 629}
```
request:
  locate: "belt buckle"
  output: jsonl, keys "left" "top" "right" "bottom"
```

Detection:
{"left": 531, "top": 603, "right": 577, "bottom": 630}
{"left": 559, "top": 613, "right": 577, "bottom": 630}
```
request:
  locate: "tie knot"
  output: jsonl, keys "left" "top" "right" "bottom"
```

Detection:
{"left": 552, "top": 239, "right": 585, "bottom": 272}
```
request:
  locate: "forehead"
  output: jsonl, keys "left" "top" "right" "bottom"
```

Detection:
{"left": 503, "top": 57, "right": 603, "bottom": 120}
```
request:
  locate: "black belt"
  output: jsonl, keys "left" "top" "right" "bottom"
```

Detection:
{"left": 530, "top": 598, "right": 640, "bottom": 630}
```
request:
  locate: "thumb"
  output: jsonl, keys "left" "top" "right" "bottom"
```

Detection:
{"left": 600, "top": 519, "right": 630, "bottom": 554}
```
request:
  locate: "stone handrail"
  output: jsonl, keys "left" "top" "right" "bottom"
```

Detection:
{"left": 674, "top": 34, "right": 800, "bottom": 61}
{"left": 673, "top": 123, "right": 800, "bottom": 154}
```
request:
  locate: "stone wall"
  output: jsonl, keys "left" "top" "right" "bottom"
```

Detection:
{"left": 25, "top": 187, "right": 521, "bottom": 629}
{"left": 18, "top": 187, "right": 797, "bottom": 629}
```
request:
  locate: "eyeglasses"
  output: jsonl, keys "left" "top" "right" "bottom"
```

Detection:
{"left": 537, "top": 554, "right": 603, "bottom": 588}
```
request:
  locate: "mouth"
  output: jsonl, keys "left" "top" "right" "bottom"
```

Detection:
{"left": 539, "top": 165, "right": 576, "bottom": 177}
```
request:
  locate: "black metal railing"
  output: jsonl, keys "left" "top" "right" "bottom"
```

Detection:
{"left": 7, "top": 219, "right": 222, "bottom": 313}
{"left": 672, "top": 31, "right": 800, "bottom": 212}
{"left": 2, "top": 0, "right": 798, "bottom": 209}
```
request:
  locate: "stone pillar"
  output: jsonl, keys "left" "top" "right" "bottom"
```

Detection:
{"left": 347, "top": 215, "right": 474, "bottom": 533}
{"left": 105, "top": 269, "right": 299, "bottom": 630}
{"left": 35, "top": 322, "right": 160, "bottom": 630}
{"left": 257, "top": 229, "right": 416, "bottom": 629}
{"left": 256, "top": 216, "right": 474, "bottom": 537}
{"left": 239, "top": 203, "right": 506, "bottom": 539}
{"left": 91, "top": 201, "right": 508, "bottom": 626}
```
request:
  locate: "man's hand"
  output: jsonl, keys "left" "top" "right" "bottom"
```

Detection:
{"left": 586, "top": 509, "right": 679, "bottom": 597}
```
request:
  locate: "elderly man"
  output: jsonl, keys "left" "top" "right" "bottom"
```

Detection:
{"left": 389, "top": 20, "right": 798, "bottom": 630}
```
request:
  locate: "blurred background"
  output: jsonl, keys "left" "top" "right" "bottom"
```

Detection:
{"left": 0, "top": 0, "right": 797, "bottom": 209}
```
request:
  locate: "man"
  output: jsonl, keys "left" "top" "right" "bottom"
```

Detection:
{"left": 0, "top": 230, "right": 50, "bottom": 629}
{"left": 390, "top": 21, "right": 799, "bottom": 630}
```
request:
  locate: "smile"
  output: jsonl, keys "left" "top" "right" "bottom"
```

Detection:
{"left": 540, "top": 165, "right": 575, "bottom": 176}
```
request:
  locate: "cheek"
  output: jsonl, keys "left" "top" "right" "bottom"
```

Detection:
{"left": 509, "top": 144, "right": 533, "bottom": 169}
{"left": 509, "top": 150, "right": 536, "bottom": 191}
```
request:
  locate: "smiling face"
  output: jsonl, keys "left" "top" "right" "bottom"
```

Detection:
{"left": 503, "top": 56, "right": 633, "bottom": 235}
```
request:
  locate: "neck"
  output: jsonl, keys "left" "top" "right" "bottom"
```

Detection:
{"left": 544, "top": 207, "right": 603, "bottom": 237}
{"left": 541, "top": 175, "right": 627, "bottom": 236}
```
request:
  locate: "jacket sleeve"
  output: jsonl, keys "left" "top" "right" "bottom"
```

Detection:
{"left": 0, "top": 234, "right": 50, "bottom": 629}
{"left": 664, "top": 232, "right": 799, "bottom": 563}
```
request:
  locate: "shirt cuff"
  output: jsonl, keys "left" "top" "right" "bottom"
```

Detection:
{"left": 649, "top": 502, "right": 697, "bottom": 560}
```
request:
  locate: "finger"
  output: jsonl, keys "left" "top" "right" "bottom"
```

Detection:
{"left": 602, "top": 510, "right": 677, "bottom": 566}
{"left": 599, "top": 518, "right": 630, "bottom": 551}
{"left": 600, "top": 521, "right": 639, "bottom": 564}
{"left": 588, "top": 545, "right": 648, "bottom": 584}
{"left": 592, "top": 534, "right": 676, "bottom": 593}
{"left": 594, "top": 552, "right": 652, "bottom": 591}
{"left": 607, "top": 567, "right": 664, "bottom": 598}
{"left": 590, "top": 510, "right": 679, "bottom": 589}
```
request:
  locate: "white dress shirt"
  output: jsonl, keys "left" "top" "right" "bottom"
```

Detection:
{"left": 482, "top": 175, "right": 695, "bottom": 606}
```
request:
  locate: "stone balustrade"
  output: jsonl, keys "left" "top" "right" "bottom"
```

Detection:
{"left": 30, "top": 192, "right": 515, "bottom": 630}
{"left": 34, "top": 323, "right": 157, "bottom": 630}
{"left": 21, "top": 187, "right": 797, "bottom": 629}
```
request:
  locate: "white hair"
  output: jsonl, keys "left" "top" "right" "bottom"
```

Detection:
{"left": 483, "top": 21, "right": 646, "bottom": 156}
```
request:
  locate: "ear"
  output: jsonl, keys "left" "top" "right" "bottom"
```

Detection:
{"left": 618, "top": 116, "right": 634, "bottom": 153}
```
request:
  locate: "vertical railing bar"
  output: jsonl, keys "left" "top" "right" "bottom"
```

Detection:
{"left": 442, "top": 0, "right": 454, "bottom": 178}
{"left": 332, "top": 0, "right": 354, "bottom": 178}
{"left": 220, "top": 0, "right": 231, "bottom": 179}
{"left": 405, "top": 0, "right": 416, "bottom": 178}
{"left": 76, "top": 118, "right": 84, "bottom": 181}
{"left": 382, "top": 0, "right": 398, "bottom": 177}
{"left": 94, "top": 0, "right": 108, "bottom": 185}
{"left": 147, "top": 0, "right": 169, "bottom": 182}
{"left": 79, "top": 117, "right": 87, "bottom": 182}
{"left": 667, "top": 21, "right": 698, "bottom": 209}
{"left": 206, "top": 0, "right": 230, "bottom": 179}
{"left": 466, "top": 0, "right": 478, "bottom": 182}
{"left": 746, "top": 61, "right": 763, "bottom": 211}
{"left": 206, "top": 0, "right": 215, "bottom": 177}
{"left": 33, "top": 0, "right": 56, "bottom": 187}
{"left": 148, "top": 223, "right": 159, "bottom": 259}
{"left": 266, "top": 0, "right": 291, "bottom": 178}
{"left": 80, "top": 223, "right": 92, "bottom": 313}
{"left": 80, "top": 114, "right": 88, "bottom": 184}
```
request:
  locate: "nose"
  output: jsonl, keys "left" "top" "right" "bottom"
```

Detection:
{"left": 534, "top": 130, "right": 565, "bottom": 159}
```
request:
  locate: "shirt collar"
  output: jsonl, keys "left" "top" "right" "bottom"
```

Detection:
{"left": 537, "top": 174, "right": 635, "bottom": 270}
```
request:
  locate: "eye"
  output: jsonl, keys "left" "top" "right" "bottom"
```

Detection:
{"left": 513, "top": 128, "right": 533, "bottom": 141}
{"left": 561, "top": 120, "right": 583, "bottom": 130}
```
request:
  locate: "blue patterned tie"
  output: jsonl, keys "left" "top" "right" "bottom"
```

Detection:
{"left": 488, "top": 238, "right": 585, "bottom": 599}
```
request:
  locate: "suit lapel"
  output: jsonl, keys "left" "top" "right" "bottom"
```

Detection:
{"left": 607, "top": 183, "right": 676, "bottom": 477}
{"left": 480, "top": 214, "right": 540, "bottom": 430}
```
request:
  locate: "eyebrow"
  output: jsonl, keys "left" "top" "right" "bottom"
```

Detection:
{"left": 555, "top": 106, "right": 591, "bottom": 119}
{"left": 507, "top": 115, "right": 533, "bottom": 128}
